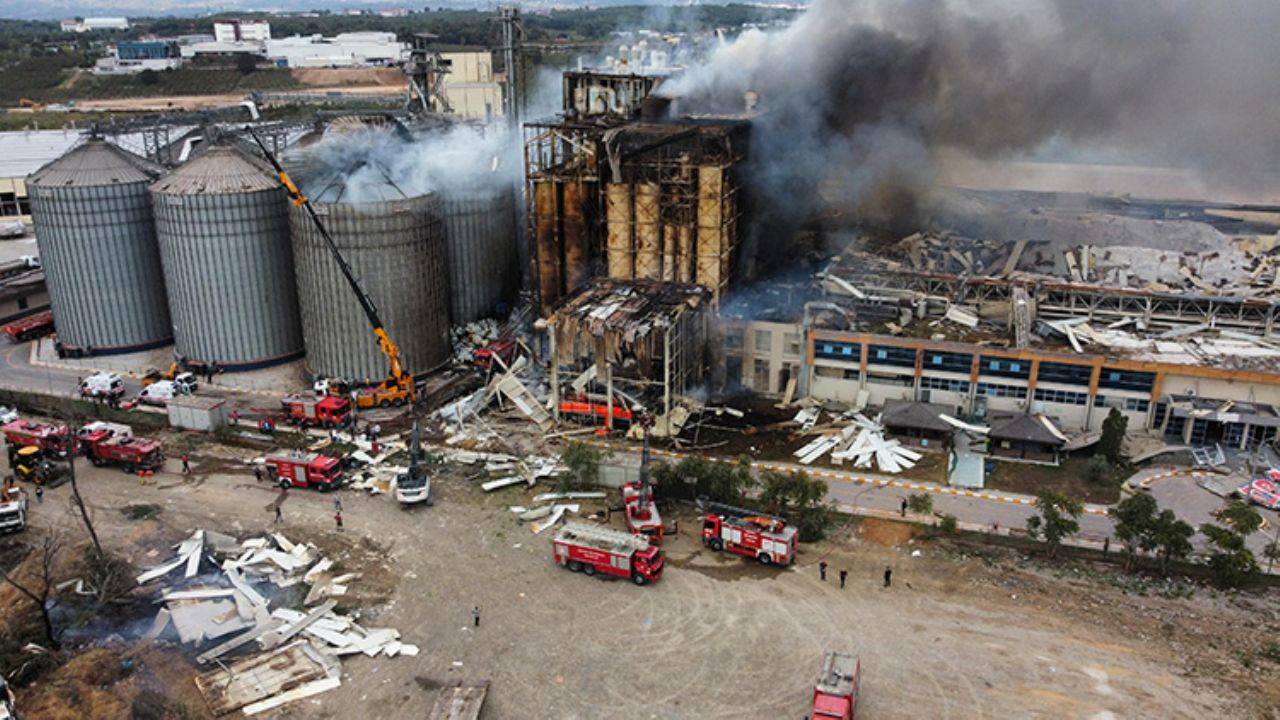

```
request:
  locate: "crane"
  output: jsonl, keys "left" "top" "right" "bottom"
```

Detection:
{"left": 248, "top": 129, "right": 416, "bottom": 409}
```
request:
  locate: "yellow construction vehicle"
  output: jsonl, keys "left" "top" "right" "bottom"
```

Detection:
{"left": 249, "top": 130, "right": 416, "bottom": 410}
{"left": 12, "top": 445, "right": 66, "bottom": 487}
{"left": 141, "top": 362, "right": 179, "bottom": 386}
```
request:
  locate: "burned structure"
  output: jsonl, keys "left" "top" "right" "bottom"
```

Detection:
{"left": 524, "top": 71, "right": 749, "bottom": 314}
{"left": 544, "top": 279, "right": 710, "bottom": 428}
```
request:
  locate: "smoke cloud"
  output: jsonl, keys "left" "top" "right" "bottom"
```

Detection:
{"left": 288, "top": 123, "right": 521, "bottom": 204}
{"left": 660, "top": 0, "right": 1280, "bottom": 262}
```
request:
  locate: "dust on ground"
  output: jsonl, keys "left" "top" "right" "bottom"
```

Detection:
{"left": 5, "top": 453, "right": 1277, "bottom": 719}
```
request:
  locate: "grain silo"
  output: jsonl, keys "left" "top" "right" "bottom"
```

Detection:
{"left": 27, "top": 138, "right": 171, "bottom": 353}
{"left": 289, "top": 187, "right": 451, "bottom": 383}
{"left": 439, "top": 183, "right": 518, "bottom": 324}
{"left": 150, "top": 144, "right": 304, "bottom": 369}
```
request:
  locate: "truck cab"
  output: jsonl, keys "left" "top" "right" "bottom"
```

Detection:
{"left": 281, "top": 394, "right": 352, "bottom": 428}
{"left": 79, "top": 372, "right": 125, "bottom": 400}
{"left": 811, "top": 651, "right": 861, "bottom": 720}
{"left": 0, "top": 481, "right": 27, "bottom": 534}
{"left": 265, "top": 452, "right": 343, "bottom": 491}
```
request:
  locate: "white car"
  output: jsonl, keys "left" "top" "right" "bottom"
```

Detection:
{"left": 0, "top": 407, "right": 17, "bottom": 425}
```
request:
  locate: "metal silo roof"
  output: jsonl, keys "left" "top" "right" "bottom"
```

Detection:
{"left": 27, "top": 138, "right": 162, "bottom": 187}
{"left": 150, "top": 144, "right": 279, "bottom": 195}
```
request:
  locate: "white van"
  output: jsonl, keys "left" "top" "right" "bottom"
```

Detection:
{"left": 138, "top": 379, "right": 192, "bottom": 406}
{"left": 79, "top": 372, "right": 124, "bottom": 399}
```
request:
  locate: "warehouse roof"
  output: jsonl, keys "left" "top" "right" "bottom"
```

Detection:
{"left": 27, "top": 138, "right": 162, "bottom": 188}
{"left": 0, "top": 130, "right": 84, "bottom": 179}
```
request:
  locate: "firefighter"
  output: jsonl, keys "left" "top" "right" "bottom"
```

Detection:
{"left": 334, "top": 510, "right": 344, "bottom": 532}
{"left": 181, "top": 455, "right": 191, "bottom": 475}
{"left": 819, "top": 560, "right": 828, "bottom": 581}
{"left": 900, "top": 497, "right": 908, "bottom": 517}
{"left": 472, "top": 606, "right": 481, "bottom": 628}
{"left": 883, "top": 566, "right": 893, "bottom": 588}
{"left": 34, "top": 483, "right": 43, "bottom": 504}
{"left": 839, "top": 569, "right": 847, "bottom": 589}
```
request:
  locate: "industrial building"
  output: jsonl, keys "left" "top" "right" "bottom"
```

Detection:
{"left": 265, "top": 33, "right": 405, "bottom": 68}
{"left": 431, "top": 45, "right": 504, "bottom": 121}
{"left": 60, "top": 17, "right": 129, "bottom": 33}
{"left": 524, "top": 70, "right": 749, "bottom": 316}
{"left": 0, "top": 131, "right": 84, "bottom": 224}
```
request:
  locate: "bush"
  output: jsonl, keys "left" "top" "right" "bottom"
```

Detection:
{"left": 559, "top": 441, "right": 604, "bottom": 492}
{"left": 937, "top": 514, "right": 958, "bottom": 535}
{"left": 138, "top": 68, "right": 159, "bottom": 86}
{"left": 1085, "top": 455, "right": 1110, "bottom": 483}
{"left": 906, "top": 492, "right": 933, "bottom": 516}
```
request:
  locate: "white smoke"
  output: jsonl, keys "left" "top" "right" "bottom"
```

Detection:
{"left": 290, "top": 122, "right": 522, "bottom": 204}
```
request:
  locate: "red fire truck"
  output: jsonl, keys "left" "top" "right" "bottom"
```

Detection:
{"left": 701, "top": 502, "right": 798, "bottom": 566}
{"left": 77, "top": 422, "right": 165, "bottom": 473}
{"left": 2, "top": 419, "right": 71, "bottom": 463}
{"left": 1, "top": 311, "right": 54, "bottom": 343}
{"left": 810, "top": 651, "right": 861, "bottom": 720}
{"left": 264, "top": 451, "right": 343, "bottom": 491}
{"left": 623, "top": 480, "right": 663, "bottom": 543}
{"left": 1240, "top": 470, "right": 1280, "bottom": 510}
{"left": 281, "top": 394, "right": 352, "bottom": 428}
{"left": 553, "top": 522, "right": 665, "bottom": 586}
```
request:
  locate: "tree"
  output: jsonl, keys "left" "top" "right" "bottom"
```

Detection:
{"left": 1026, "top": 491, "right": 1083, "bottom": 558}
{"left": 1263, "top": 537, "right": 1280, "bottom": 574}
{"left": 757, "top": 470, "right": 831, "bottom": 542}
{"left": 235, "top": 53, "right": 257, "bottom": 74}
{"left": 1084, "top": 455, "right": 1110, "bottom": 483}
{"left": 906, "top": 492, "right": 933, "bottom": 516}
{"left": 0, "top": 533, "right": 64, "bottom": 649}
{"left": 138, "top": 68, "right": 159, "bottom": 85}
{"left": 1200, "top": 523, "right": 1259, "bottom": 588}
{"left": 1098, "top": 408, "right": 1128, "bottom": 466}
{"left": 1148, "top": 509, "right": 1194, "bottom": 575}
{"left": 66, "top": 453, "right": 103, "bottom": 559}
{"left": 1215, "top": 500, "right": 1263, "bottom": 536}
{"left": 937, "top": 514, "right": 958, "bottom": 535}
{"left": 559, "top": 441, "right": 603, "bottom": 492}
{"left": 1110, "top": 493, "right": 1157, "bottom": 571}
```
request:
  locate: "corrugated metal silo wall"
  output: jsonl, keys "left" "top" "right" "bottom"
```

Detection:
{"left": 153, "top": 188, "right": 304, "bottom": 368}
{"left": 290, "top": 194, "right": 451, "bottom": 382}
{"left": 440, "top": 183, "right": 518, "bottom": 324}
{"left": 29, "top": 183, "right": 172, "bottom": 351}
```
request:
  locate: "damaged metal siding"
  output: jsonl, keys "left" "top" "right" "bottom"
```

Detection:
{"left": 440, "top": 184, "right": 518, "bottom": 324}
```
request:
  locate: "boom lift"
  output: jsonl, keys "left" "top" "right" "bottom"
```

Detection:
{"left": 248, "top": 129, "right": 416, "bottom": 409}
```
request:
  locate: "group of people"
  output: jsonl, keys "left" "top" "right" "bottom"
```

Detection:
{"left": 818, "top": 560, "right": 892, "bottom": 588}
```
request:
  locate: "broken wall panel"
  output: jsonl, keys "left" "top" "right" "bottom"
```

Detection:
{"left": 534, "top": 179, "right": 561, "bottom": 310}
{"left": 605, "top": 183, "right": 634, "bottom": 278}
{"left": 634, "top": 183, "right": 662, "bottom": 280}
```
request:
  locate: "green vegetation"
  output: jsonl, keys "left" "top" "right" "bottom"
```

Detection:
{"left": 1098, "top": 407, "right": 1128, "bottom": 466}
{"left": 1026, "top": 491, "right": 1083, "bottom": 558}
{"left": 936, "top": 514, "right": 958, "bottom": 535}
{"left": 559, "top": 441, "right": 605, "bottom": 492}
{"left": 906, "top": 492, "right": 934, "bottom": 516}
{"left": 650, "top": 454, "right": 754, "bottom": 505}
{"left": 1198, "top": 500, "right": 1262, "bottom": 587}
{"left": 758, "top": 469, "right": 831, "bottom": 542}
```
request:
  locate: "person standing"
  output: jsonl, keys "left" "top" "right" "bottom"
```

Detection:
{"left": 334, "top": 511, "right": 344, "bottom": 532}
{"left": 883, "top": 566, "right": 893, "bottom": 588}
{"left": 472, "top": 606, "right": 481, "bottom": 628}
{"left": 34, "top": 484, "right": 43, "bottom": 504}
{"left": 819, "top": 560, "right": 828, "bottom": 581}
{"left": 181, "top": 455, "right": 190, "bottom": 475}
{"left": 333, "top": 496, "right": 343, "bottom": 514}
{"left": 900, "top": 497, "right": 908, "bottom": 517}
{"left": 839, "top": 569, "right": 848, "bottom": 589}
{"left": 274, "top": 503, "right": 283, "bottom": 525}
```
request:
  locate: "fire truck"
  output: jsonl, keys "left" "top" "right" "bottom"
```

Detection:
{"left": 264, "top": 451, "right": 343, "bottom": 491}
{"left": 1, "top": 311, "right": 54, "bottom": 342}
{"left": 1241, "top": 470, "right": 1280, "bottom": 510}
{"left": 553, "top": 522, "right": 665, "bottom": 586}
{"left": 558, "top": 394, "right": 635, "bottom": 426}
{"left": 2, "top": 419, "right": 71, "bottom": 464}
{"left": 810, "top": 651, "right": 861, "bottom": 720}
{"left": 623, "top": 480, "right": 663, "bottom": 543}
{"left": 77, "top": 422, "right": 165, "bottom": 473}
{"left": 281, "top": 394, "right": 352, "bottom": 428}
{"left": 701, "top": 502, "right": 798, "bottom": 566}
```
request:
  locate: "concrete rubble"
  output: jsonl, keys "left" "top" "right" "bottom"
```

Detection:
{"left": 136, "top": 529, "right": 417, "bottom": 716}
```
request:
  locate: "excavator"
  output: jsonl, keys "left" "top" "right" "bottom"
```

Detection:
{"left": 249, "top": 130, "right": 416, "bottom": 410}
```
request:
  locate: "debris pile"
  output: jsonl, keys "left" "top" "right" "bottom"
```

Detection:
{"left": 137, "top": 530, "right": 416, "bottom": 716}
{"left": 792, "top": 413, "right": 922, "bottom": 473}
{"left": 508, "top": 491, "right": 606, "bottom": 534}
{"left": 451, "top": 319, "right": 503, "bottom": 364}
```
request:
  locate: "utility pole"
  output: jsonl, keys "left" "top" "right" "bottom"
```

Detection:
{"left": 496, "top": 6, "right": 524, "bottom": 128}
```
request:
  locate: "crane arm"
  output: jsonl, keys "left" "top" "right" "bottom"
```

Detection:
{"left": 248, "top": 129, "right": 411, "bottom": 384}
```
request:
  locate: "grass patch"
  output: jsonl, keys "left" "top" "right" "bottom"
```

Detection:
{"left": 985, "top": 453, "right": 1127, "bottom": 504}
{"left": 120, "top": 504, "right": 161, "bottom": 521}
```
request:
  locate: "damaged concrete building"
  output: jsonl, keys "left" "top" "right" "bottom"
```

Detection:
{"left": 524, "top": 71, "right": 749, "bottom": 314}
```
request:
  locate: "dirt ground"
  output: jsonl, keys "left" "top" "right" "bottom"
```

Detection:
{"left": 3, "top": 440, "right": 1277, "bottom": 719}
{"left": 986, "top": 454, "right": 1128, "bottom": 504}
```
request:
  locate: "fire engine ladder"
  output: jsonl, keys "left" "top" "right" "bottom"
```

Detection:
{"left": 561, "top": 522, "right": 650, "bottom": 552}
{"left": 704, "top": 501, "right": 786, "bottom": 526}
